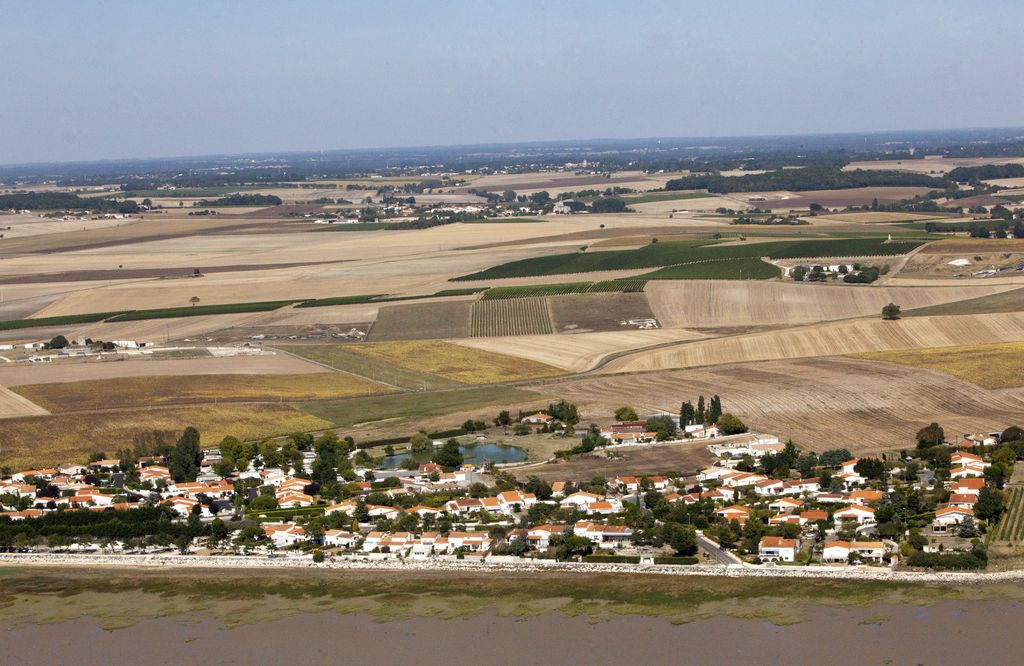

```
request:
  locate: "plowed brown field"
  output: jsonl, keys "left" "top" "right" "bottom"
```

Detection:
{"left": 538, "top": 357, "right": 1024, "bottom": 454}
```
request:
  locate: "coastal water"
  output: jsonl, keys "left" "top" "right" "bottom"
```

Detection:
{"left": 379, "top": 442, "right": 527, "bottom": 469}
{"left": 6, "top": 599, "right": 1024, "bottom": 665}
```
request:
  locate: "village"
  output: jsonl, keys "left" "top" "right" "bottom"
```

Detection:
{"left": 0, "top": 399, "right": 1015, "bottom": 575}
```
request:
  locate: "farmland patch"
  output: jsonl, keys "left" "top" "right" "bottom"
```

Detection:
{"left": 470, "top": 298, "right": 554, "bottom": 337}
{"left": 549, "top": 292, "right": 657, "bottom": 334}
{"left": 341, "top": 340, "right": 563, "bottom": 384}
{"left": 0, "top": 404, "right": 332, "bottom": 470}
{"left": 370, "top": 301, "right": 472, "bottom": 341}
{"left": 851, "top": 342, "right": 1024, "bottom": 389}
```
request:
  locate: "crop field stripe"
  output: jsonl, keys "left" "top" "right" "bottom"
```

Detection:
{"left": 641, "top": 257, "right": 782, "bottom": 280}
{"left": 0, "top": 311, "right": 130, "bottom": 331}
{"left": 481, "top": 280, "right": 647, "bottom": 300}
{"left": 104, "top": 300, "right": 298, "bottom": 322}
{"left": 454, "top": 238, "right": 925, "bottom": 281}
{"left": 470, "top": 297, "right": 554, "bottom": 337}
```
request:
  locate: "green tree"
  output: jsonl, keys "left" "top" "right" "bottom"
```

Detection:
{"left": 916, "top": 423, "right": 945, "bottom": 449}
{"left": 432, "top": 439, "right": 464, "bottom": 470}
{"left": 615, "top": 406, "right": 638, "bottom": 422}
{"left": 716, "top": 413, "right": 747, "bottom": 435}
{"left": 667, "top": 523, "right": 698, "bottom": 556}
{"left": 854, "top": 458, "right": 885, "bottom": 480}
{"left": 47, "top": 335, "right": 69, "bottom": 349}
{"left": 645, "top": 415, "right": 678, "bottom": 441}
{"left": 410, "top": 432, "right": 433, "bottom": 453}
{"left": 975, "top": 486, "right": 1005, "bottom": 523}
{"left": 680, "top": 401, "right": 696, "bottom": 427}
{"left": 169, "top": 427, "right": 201, "bottom": 482}
{"left": 249, "top": 494, "right": 278, "bottom": 511}
{"left": 1000, "top": 425, "right": 1024, "bottom": 443}
{"left": 819, "top": 449, "right": 852, "bottom": 468}
{"left": 707, "top": 395, "right": 723, "bottom": 424}
{"left": 547, "top": 400, "right": 580, "bottom": 426}
{"left": 881, "top": 302, "right": 901, "bottom": 320}
{"left": 696, "top": 396, "right": 706, "bottom": 424}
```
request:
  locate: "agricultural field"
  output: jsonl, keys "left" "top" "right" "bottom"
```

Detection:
{"left": 0, "top": 354, "right": 327, "bottom": 386}
{"left": 10, "top": 373, "right": 394, "bottom": 412}
{"left": 370, "top": 301, "right": 472, "bottom": 341}
{"left": 538, "top": 356, "right": 1024, "bottom": 455}
{"left": 620, "top": 191, "right": 716, "bottom": 205}
{"left": 600, "top": 312, "right": 1024, "bottom": 373}
{"left": 452, "top": 327, "right": 708, "bottom": 372}
{"left": 646, "top": 282, "right": 1018, "bottom": 328}
{"left": 0, "top": 404, "right": 333, "bottom": 470}
{"left": 903, "top": 287, "right": 1024, "bottom": 317}
{"left": 480, "top": 279, "right": 646, "bottom": 300}
{"left": 810, "top": 211, "right": 959, "bottom": 224}
{"left": 641, "top": 257, "right": 781, "bottom": 280}
{"left": 548, "top": 292, "right": 658, "bottom": 334}
{"left": 851, "top": 341, "right": 1024, "bottom": 389}
{"left": 337, "top": 340, "right": 564, "bottom": 384}
{"left": 516, "top": 440, "right": 715, "bottom": 483}
{"left": 454, "top": 238, "right": 924, "bottom": 281}
{"left": 470, "top": 297, "right": 554, "bottom": 337}
{"left": 992, "top": 487, "right": 1024, "bottom": 544}
{"left": 731, "top": 187, "right": 935, "bottom": 210}
{"left": 296, "top": 385, "right": 544, "bottom": 429}
{"left": 276, "top": 344, "right": 463, "bottom": 390}
{"left": 0, "top": 386, "right": 50, "bottom": 419}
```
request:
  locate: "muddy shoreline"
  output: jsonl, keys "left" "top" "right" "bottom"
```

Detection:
{"left": 4, "top": 599, "right": 1022, "bottom": 665}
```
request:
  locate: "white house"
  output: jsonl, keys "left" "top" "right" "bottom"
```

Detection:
{"left": 833, "top": 505, "right": 876, "bottom": 526}
{"left": 323, "top": 529, "right": 358, "bottom": 548}
{"left": 573, "top": 521, "right": 634, "bottom": 549}
{"left": 933, "top": 506, "right": 974, "bottom": 532}
{"left": 822, "top": 540, "right": 885, "bottom": 563}
{"left": 758, "top": 536, "right": 798, "bottom": 562}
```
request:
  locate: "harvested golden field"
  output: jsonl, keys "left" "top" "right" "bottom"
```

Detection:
{"left": 540, "top": 357, "right": 1024, "bottom": 455}
{"left": 452, "top": 327, "right": 707, "bottom": 372}
{"left": 732, "top": 187, "right": 934, "bottom": 211}
{"left": 810, "top": 211, "right": 957, "bottom": 224}
{"left": 12, "top": 373, "right": 394, "bottom": 412}
{"left": 343, "top": 340, "right": 564, "bottom": 384}
{"left": 918, "top": 238, "right": 1024, "bottom": 254}
{"left": 0, "top": 404, "right": 333, "bottom": 469}
{"left": 903, "top": 287, "right": 1024, "bottom": 317}
{"left": 851, "top": 342, "right": 1024, "bottom": 389}
{"left": 0, "top": 385, "right": 50, "bottom": 419}
{"left": 601, "top": 312, "right": 1024, "bottom": 373}
{"left": 646, "top": 281, "right": 1017, "bottom": 328}
{"left": 843, "top": 156, "right": 1024, "bottom": 175}
{"left": 0, "top": 354, "right": 327, "bottom": 386}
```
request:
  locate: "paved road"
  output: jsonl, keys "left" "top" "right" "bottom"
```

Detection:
{"left": 696, "top": 530, "right": 744, "bottom": 566}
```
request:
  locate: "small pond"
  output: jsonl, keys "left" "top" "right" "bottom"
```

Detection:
{"left": 379, "top": 442, "right": 527, "bottom": 469}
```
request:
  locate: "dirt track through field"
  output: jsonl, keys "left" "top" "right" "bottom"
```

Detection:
{"left": 539, "top": 357, "right": 1024, "bottom": 454}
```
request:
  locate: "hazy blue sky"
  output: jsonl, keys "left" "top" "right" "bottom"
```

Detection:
{"left": 3, "top": 0, "right": 1023, "bottom": 164}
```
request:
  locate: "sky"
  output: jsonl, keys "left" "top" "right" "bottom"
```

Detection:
{"left": 2, "top": 0, "right": 1023, "bottom": 164}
